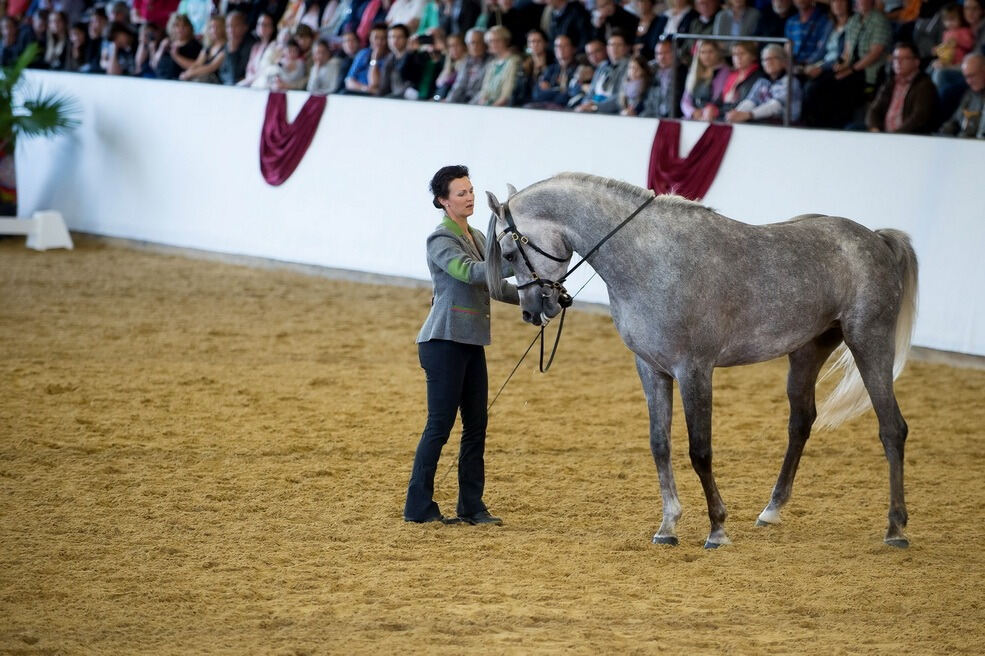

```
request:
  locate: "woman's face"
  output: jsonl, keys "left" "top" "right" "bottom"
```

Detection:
{"left": 831, "top": 0, "right": 849, "bottom": 18}
{"left": 48, "top": 13, "right": 66, "bottom": 36}
{"left": 628, "top": 59, "right": 645, "bottom": 79}
{"left": 526, "top": 32, "right": 545, "bottom": 55}
{"left": 441, "top": 177, "right": 474, "bottom": 220}
{"left": 486, "top": 33, "right": 508, "bottom": 56}
{"left": 69, "top": 25, "right": 85, "bottom": 45}
{"left": 762, "top": 50, "right": 784, "bottom": 76}
{"left": 257, "top": 15, "right": 274, "bottom": 40}
{"left": 698, "top": 42, "right": 720, "bottom": 67}
{"left": 964, "top": 0, "right": 983, "bottom": 25}
{"left": 731, "top": 45, "right": 754, "bottom": 68}
{"left": 177, "top": 20, "right": 193, "bottom": 41}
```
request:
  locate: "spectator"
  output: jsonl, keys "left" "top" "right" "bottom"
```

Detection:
{"left": 1, "top": 17, "right": 18, "bottom": 66}
{"left": 105, "top": 21, "right": 137, "bottom": 75}
{"left": 180, "top": 15, "right": 227, "bottom": 82}
{"left": 472, "top": 25, "right": 519, "bottom": 105}
{"left": 584, "top": 37, "right": 608, "bottom": 68}
{"left": 785, "top": 0, "right": 831, "bottom": 69}
{"left": 641, "top": 37, "right": 687, "bottom": 117}
{"left": 441, "top": 0, "right": 481, "bottom": 39}
{"left": 380, "top": 23, "right": 423, "bottom": 97}
{"left": 292, "top": 24, "right": 315, "bottom": 63}
{"left": 446, "top": 26, "right": 487, "bottom": 103}
{"left": 619, "top": 54, "right": 652, "bottom": 115}
{"left": 548, "top": 0, "right": 593, "bottom": 51}
{"left": 662, "top": 0, "right": 698, "bottom": 37}
{"left": 408, "top": 27, "right": 444, "bottom": 98}
{"left": 726, "top": 43, "right": 802, "bottom": 121}
{"left": 757, "top": 0, "right": 795, "bottom": 38}
{"left": 591, "top": 0, "right": 640, "bottom": 43}
{"left": 433, "top": 31, "right": 467, "bottom": 99}
{"left": 107, "top": 1, "right": 131, "bottom": 27}
{"left": 517, "top": 28, "right": 553, "bottom": 105}
{"left": 271, "top": 37, "right": 309, "bottom": 88}
{"left": 152, "top": 13, "right": 203, "bottom": 80}
{"left": 800, "top": 0, "right": 852, "bottom": 125}
{"left": 681, "top": 39, "right": 728, "bottom": 118}
{"left": 239, "top": 12, "right": 277, "bottom": 87}
{"left": 930, "top": 3, "right": 974, "bottom": 70}
{"left": 387, "top": 0, "right": 428, "bottom": 34}
{"left": 567, "top": 61, "right": 598, "bottom": 107}
{"left": 65, "top": 21, "right": 88, "bottom": 71}
{"left": 965, "top": 0, "right": 985, "bottom": 52}
{"left": 134, "top": 21, "right": 162, "bottom": 76}
{"left": 79, "top": 7, "right": 107, "bottom": 73}
{"left": 218, "top": 11, "right": 255, "bottom": 85}
{"left": 719, "top": 40, "right": 765, "bottom": 114}
{"left": 713, "top": 0, "right": 761, "bottom": 41}
{"left": 481, "top": 0, "right": 542, "bottom": 51}
{"left": 866, "top": 41, "right": 939, "bottom": 133}
{"left": 575, "top": 30, "right": 632, "bottom": 113}
{"left": 689, "top": 0, "right": 722, "bottom": 39}
{"left": 309, "top": 30, "right": 358, "bottom": 92}
{"left": 17, "top": 8, "right": 48, "bottom": 68}
{"left": 344, "top": 22, "right": 388, "bottom": 94}
{"left": 44, "top": 10, "right": 70, "bottom": 70}
{"left": 633, "top": 0, "right": 668, "bottom": 60}
{"left": 527, "top": 33, "right": 581, "bottom": 108}
{"left": 938, "top": 53, "right": 985, "bottom": 136}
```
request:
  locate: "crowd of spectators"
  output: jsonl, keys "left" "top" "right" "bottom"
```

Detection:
{"left": 7, "top": 0, "right": 985, "bottom": 136}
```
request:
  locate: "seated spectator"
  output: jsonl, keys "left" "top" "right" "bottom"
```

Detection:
{"left": 180, "top": 15, "right": 227, "bottom": 82}
{"left": 619, "top": 54, "right": 652, "bottom": 115}
{"left": 713, "top": 0, "right": 761, "bottom": 41}
{"left": 407, "top": 28, "right": 444, "bottom": 98}
{"left": 344, "top": 22, "right": 389, "bottom": 94}
{"left": 107, "top": 1, "right": 131, "bottom": 27}
{"left": 433, "top": 32, "right": 467, "bottom": 100}
{"left": 310, "top": 31, "right": 359, "bottom": 93}
{"left": 928, "top": 1, "right": 976, "bottom": 115}
{"left": 938, "top": 53, "right": 985, "bottom": 136}
{"left": 439, "top": 0, "right": 481, "bottom": 39}
{"left": 866, "top": 41, "right": 939, "bottom": 133}
{"left": 472, "top": 25, "right": 519, "bottom": 106}
{"left": 18, "top": 9, "right": 48, "bottom": 68}
{"left": 1, "top": 17, "right": 18, "bottom": 67}
{"left": 591, "top": 0, "right": 640, "bottom": 43}
{"left": 584, "top": 37, "right": 608, "bottom": 69}
{"left": 517, "top": 28, "right": 554, "bottom": 105}
{"left": 105, "top": 22, "right": 137, "bottom": 75}
{"left": 633, "top": 0, "right": 668, "bottom": 60}
{"left": 689, "top": 0, "right": 722, "bottom": 40}
{"left": 966, "top": 0, "right": 985, "bottom": 53}
{"left": 294, "top": 23, "right": 315, "bottom": 62}
{"left": 218, "top": 11, "right": 255, "bottom": 85}
{"left": 726, "top": 43, "right": 802, "bottom": 122}
{"left": 386, "top": 0, "right": 427, "bottom": 34}
{"left": 641, "top": 37, "right": 687, "bottom": 117}
{"left": 719, "top": 40, "right": 766, "bottom": 113}
{"left": 800, "top": 0, "right": 852, "bottom": 125}
{"left": 44, "top": 11, "right": 70, "bottom": 70}
{"left": 574, "top": 30, "right": 632, "bottom": 113}
{"left": 65, "top": 21, "right": 88, "bottom": 71}
{"left": 802, "top": 0, "right": 850, "bottom": 76}
{"left": 527, "top": 33, "right": 581, "bottom": 108}
{"left": 567, "top": 61, "right": 598, "bottom": 106}
{"left": 480, "top": 0, "right": 542, "bottom": 51}
{"left": 78, "top": 7, "right": 108, "bottom": 74}
{"left": 662, "top": 0, "right": 698, "bottom": 38}
{"left": 239, "top": 12, "right": 277, "bottom": 87}
{"left": 681, "top": 39, "right": 728, "bottom": 119}
{"left": 786, "top": 0, "right": 831, "bottom": 69}
{"left": 380, "top": 23, "right": 423, "bottom": 97}
{"left": 446, "top": 26, "right": 488, "bottom": 103}
{"left": 152, "top": 13, "right": 203, "bottom": 80}
{"left": 548, "top": 0, "right": 593, "bottom": 52}
{"left": 757, "top": 0, "right": 795, "bottom": 38}
{"left": 271, "top": 38, "right": 309, "bottom": 88}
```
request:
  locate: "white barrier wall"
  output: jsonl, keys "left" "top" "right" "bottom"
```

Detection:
{"left": 17, "top": 71, "right": 985, "bottom": 356}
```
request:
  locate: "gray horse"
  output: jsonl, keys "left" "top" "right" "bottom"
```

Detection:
{"left": 485, "top": 173, "right": 918, "bottom": 548}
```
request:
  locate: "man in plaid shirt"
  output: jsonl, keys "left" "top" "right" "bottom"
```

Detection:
{"left": 786, "top": 0, "right": 832, "bottom": 68}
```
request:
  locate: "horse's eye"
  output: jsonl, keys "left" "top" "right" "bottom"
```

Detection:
{"left": 504, "top": 253, "right": 515, "bottom": 263}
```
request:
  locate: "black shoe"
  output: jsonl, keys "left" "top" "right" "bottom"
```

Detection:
{"left": 404, "top": 514, "right": 462, "bottom": 525}
{"left": 459, "top": 510, "right": 503, "bottom": 526}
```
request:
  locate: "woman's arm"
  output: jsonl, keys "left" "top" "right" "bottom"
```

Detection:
{"left": 184, "top": 49, "right": 226, "bottom": 79}
{"left": 170, "top": 43, "right": 200, "bottom": 70}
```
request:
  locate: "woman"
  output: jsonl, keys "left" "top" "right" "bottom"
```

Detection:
{"left": 712, "top": 0, "right": 761, "bottom": 41}
{"left": 518, "top": 28, "right": 552, "bottom": 105}
{"left": 718, "top": 40, "right": 765, "bottom": 115}
{"left": 152, "top": 13, "right": 202, "bottom": 80}
{"left": 681, "top": 39, "right": 728, "bottom": 119}
{"left": 180, "top": 14, "right": 227, "bottom": 82}
{"left": 44, "top": 11, "right": 70, "bottom": 70}
{"left": 800, "top": 0, "right": 851, "bottom": 126}
{"left": 619, "top": 54, "right": 652, "bottom": 115}
{"left": 472, "top": 25, "right": 520, "bottom": 106}
{"left": 433, "top": 31, "right": 467, "bottom": 99}
{"left": 404, "top": 165, "right": 518, "bottom": 526}
{"left": 725, "top": 43, "right": 802, "bottom": 123}
{"left": 239, "top": 12, "right": 277, "bottom": 87}
{"left": 633, "top": 0, "right": 668, "bottom": 60}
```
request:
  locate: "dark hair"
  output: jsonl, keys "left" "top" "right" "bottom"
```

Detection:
{"left": 108, "top": 21, "right": 133, "bottom": 40}
{"left": 315, "top": 37, "right": 331, "bottom": 49}
{"left": 607, "top": 29, "right": 628, "bottom": 44}
{"left": 389, "top": 23, "right": 409, "bottom": 37}
{"left": 295, "top": 23, "right": 315, "bottom": 38}
{"left": 371, "top": 21, "right": 388, "bottom": 34}
{"left": 526, "top": 27, "right": 548, "bottom": 42}
{"left": 941, "top": 2, "right": 968, "bottom": 24}
{"left": 286, "top": 38, "right": 301, "bottom": 51}
{"left": 429, "top": 165, "right": 469, "bottom": 209}
{"left": 892, "top": 40, "right": 919, "bottom": 58}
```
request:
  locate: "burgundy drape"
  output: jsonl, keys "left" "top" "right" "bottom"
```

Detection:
{"left": 646, "top": 120, "right": 732, "bottom": 201}
{"left": 259, "top": 92, "right": 327, "bottom": 186}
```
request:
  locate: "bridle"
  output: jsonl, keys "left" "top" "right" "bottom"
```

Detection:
{"left": 498, "top": 192, "right": 656, "bottom": 372}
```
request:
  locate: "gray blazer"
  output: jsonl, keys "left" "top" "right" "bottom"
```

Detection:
{"left": 417, "top": 217, "right": 519, "bottom": 346}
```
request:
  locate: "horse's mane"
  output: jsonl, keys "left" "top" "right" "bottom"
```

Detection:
{"left": 550, "top": 172, "right": 707, "bottom": 211}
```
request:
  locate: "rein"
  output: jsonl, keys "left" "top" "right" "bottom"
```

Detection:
{"left": 499, "top": 193, "right": 656, "bottom": 372}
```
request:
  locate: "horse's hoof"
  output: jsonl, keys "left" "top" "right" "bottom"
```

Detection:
{"left": 651, "top": 534, "right": 679, "bottom": 546}
{"left": 756, "top": 508, "right": 781, "bottom": 526}
{"left": 754, "top": 519, "right": 771, "bottom": 527}
{"left": 704, "top": 539, "right": 729, "bottom": 549}
{"left": 885, "top": 537, "right": 909, "bottom": 549}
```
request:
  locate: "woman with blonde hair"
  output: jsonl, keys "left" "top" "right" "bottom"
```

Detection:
{"left": 681, "top": 39, "right": 728, "bottom": 119}
{"left": 180, "top": 15, "right": 228, "bottom": 82}
{"left": 472, "top": 25, "right": 520, "bottom": 106}
{"left": 152, "top": 13, "right": 203, "bottom": 79}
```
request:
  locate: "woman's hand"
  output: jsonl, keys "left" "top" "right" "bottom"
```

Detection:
{"left": 725, "top": 109, "right": 752, "bottom": 123}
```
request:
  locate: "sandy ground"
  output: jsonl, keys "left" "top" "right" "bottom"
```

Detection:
{"left": 2, "top": 236, "right": 984, "bottom": 655}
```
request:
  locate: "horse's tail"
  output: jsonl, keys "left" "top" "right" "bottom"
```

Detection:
{"left": 816, "top": 229, "right": 918, "bottom": 430}
{"left": 485, "top": 210, "right": 506, "bottom": 301}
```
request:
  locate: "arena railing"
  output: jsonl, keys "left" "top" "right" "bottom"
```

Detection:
{"left": 670, "top": 33, "right": 794, "bottom": 126}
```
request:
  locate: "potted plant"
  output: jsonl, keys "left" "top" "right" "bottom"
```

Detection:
{"left": 0, "top": 43, "right": 80, "bottom": 216}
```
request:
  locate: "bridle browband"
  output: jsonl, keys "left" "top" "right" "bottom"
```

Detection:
{"left": 498, "top": 192, "right": 656, "bottom": 371}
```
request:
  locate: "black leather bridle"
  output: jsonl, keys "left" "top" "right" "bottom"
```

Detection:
{"left": 498, "top": 192, "right": 656, "bottom": 371}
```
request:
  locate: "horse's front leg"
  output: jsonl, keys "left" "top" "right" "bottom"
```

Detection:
{"left": 636, "top": 357, "right": 681, "bottom": 546}
{"left": 678, "top": 366, "right": 730, "bottom": 548}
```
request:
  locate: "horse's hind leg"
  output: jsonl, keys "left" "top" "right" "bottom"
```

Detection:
{"left": 636, "top": 357, "right": 682, "bottom": 546}
{"left": 757, "top": 331, "right": 841, "bottom": 527}
{"left": 677, "top": 366, "right": 729, "bottom": 548}
{"left": 844, "top": 337, "right": 910, "bottom": 547}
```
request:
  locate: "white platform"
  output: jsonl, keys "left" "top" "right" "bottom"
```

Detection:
{"left": 0, "top": 211, "right": 73, "bottom": 251}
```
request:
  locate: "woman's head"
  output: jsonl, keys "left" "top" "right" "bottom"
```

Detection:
{"left": 697, "top": 40, "right": 723, "bottom": 70}
{"left": 167, "top": 13, "right": 194, "bottom": 42}
{"left": 761, "top": 43, "right": 787, "bottom": 76}
{"left": 485, "top": 25, "right": 511, "bottom": 56}
{"left": 628, "top": 54, "right": 650, "bottom": 79}
{"left": 48, "top": 11, "right": 68, "bottom": 37}
{"left": 731, "top": 41, "right": 758, "bottom": 68}
{"left": 526, "top": 28, "right": 547, "bottom": 56}
{"left": 313, "top": 38, "right": 331, "bottom": 64}
{"left": 964, "top": 0, "right": 983, "bottom": 26}
{"left": 295, "top": 23, "right": 315, "bottom": 52}
{"left": 256, "top": 12, "right": 276, "bottom": 41}
{"left": 829, "top": 0, "right": 851, "bottom": 20}
{"left": 205, "top": 15, "right": 227, "bottom": 47}
{"left": 430, "top": 165, "right": 473, "bottom": 219}
{"left": 446, "top": 33, "right": 465, "bottom": 59}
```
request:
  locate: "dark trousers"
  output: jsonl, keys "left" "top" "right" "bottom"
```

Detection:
{"left": 404, "top": 339, "right": 488, "bottom": 521}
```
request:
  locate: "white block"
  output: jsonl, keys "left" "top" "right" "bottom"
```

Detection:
{"left": 0, "top": 211, "right": 73, "bottom": 251}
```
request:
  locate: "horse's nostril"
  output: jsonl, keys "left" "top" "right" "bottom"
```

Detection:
{"left": 522, "top": 311, "right": 532, "bottom": 322}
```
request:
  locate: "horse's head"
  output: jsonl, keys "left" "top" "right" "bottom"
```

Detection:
{"left": 486, "top": 184, "right": 572, "bottom": 326}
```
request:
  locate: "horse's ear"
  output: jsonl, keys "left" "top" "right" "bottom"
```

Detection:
{"left": 506, "top": 183, "right": 518, "bottom": 198}
{"left": 486, "top": 191, "right": 501, "bottom": 215}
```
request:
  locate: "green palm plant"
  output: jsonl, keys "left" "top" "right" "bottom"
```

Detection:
{"left": 0, "top": 42, "right": 80, "bottom": 214}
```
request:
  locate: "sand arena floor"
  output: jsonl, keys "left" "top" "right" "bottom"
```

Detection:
{"left": 1, "top": 236, "right": 984, "bottom": 655}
